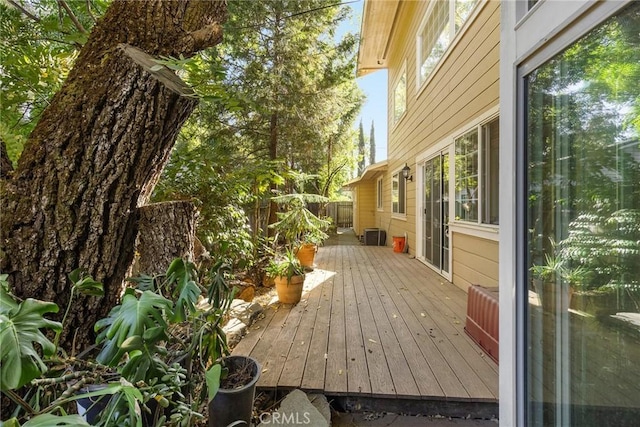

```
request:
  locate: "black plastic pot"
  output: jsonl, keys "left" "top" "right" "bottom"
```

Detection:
{"left": 208, "top": 355, "right": 261, "bottom": 427}
{"left": 76, "top": 384, "right": 164, "bottom": 426}
{"left": 76, "top": 384, "right": 112, "bottom": 424}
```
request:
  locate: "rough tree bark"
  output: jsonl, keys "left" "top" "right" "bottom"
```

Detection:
{"left": 0, "top": 0, "right": 227, "bottom": 351}
{"left": 0, "top": 138, "right": 13, "bottom": 179}
{"left": 132, "top": 201, "right": 198, "bottom": 277}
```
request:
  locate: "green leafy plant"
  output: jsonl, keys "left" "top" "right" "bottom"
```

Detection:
{"left": 0, "top": 275, "right": 62, "bottom": 391}
{"left": 0, "top": 257, "right": 237, "bottom": 426}
{"left": 265, "top": 249, "right": 306, "bottom": 284}
{"left": 269, "top": 193, "right": 330, "bottom": 248}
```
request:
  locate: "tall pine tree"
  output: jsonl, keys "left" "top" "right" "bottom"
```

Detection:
{"left": 357, "top": 119, "right": 365, "bottom": 175}
{"left": 369, "top": 120, "right": 376, "bottom": 165}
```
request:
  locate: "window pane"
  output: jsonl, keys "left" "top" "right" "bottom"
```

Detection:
{"left": 392, "top": 174, "right": 399, "bottom": 213}
{"left": 455, "top": 129, "right": 479, "bottom": 221}
{"left": 482, "top": 118, "right": 499, "bottom": 224}
{"left": 525, "top": 3, "right": 640, "bottom": 426}
{"left": 419, "top": 0, "right": 477, "bottom": 84}
{"left": 399, "top": 172, "right": 406, "bottom": 214}
{"left": 455, "top": 0, "right": 478, "bottom": 32}
{"left": 420, "top": 0, "right": 449, "bottom": 81}
{"left": 393, "top": 71, "right": 406, "bottom": 123}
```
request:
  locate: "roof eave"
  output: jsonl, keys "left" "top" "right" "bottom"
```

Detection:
{"left": 344, "top": 160, "right": 389, "bottom": 188}
{"left": 356, "top": 0, "right": 400, "bottom": 76}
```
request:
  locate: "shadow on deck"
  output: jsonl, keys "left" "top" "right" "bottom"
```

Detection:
{"left": 232, "top": 228, "right": 498, "bottom": 418}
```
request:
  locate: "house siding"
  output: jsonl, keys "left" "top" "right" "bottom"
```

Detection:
{"left": 452, "top": 233, "right": 499, "bottom": 292}
{"left": 384, "top": 0, "right": 501, "bottom": 290}
{"left": 353, "top": 183, "right": 378, "bottom": 237}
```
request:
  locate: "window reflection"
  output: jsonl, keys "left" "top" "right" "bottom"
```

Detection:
{"left": 525, "top": 3, "right": 640, "bottom": 426}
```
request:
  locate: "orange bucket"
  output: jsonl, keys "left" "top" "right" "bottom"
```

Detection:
{"left": 392, "top": 236, "right": 405, "bottom": 253}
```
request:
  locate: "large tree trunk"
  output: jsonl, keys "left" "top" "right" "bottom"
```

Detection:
{"left": 0, "top": 0, "right": 227, "bottom": 351}
{"left": 132, "top": 201, "right": 198, "bottom": 277}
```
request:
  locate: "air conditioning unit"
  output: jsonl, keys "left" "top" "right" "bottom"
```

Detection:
{"left": 363, "top": 228, "right": 386, "bottom": 246}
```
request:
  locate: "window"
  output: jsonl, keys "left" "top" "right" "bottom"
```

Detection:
{"left": 376, "top": 177, "right": 383, "bottom": 210}
{"left": 417, "top": 0, "right": 478, "bottom": 85}
{"left": 482, "top": 119, "right": 499, "bottom": 224}
{"left": 392, "top": 171, "right": 406, "bottom": 214}
{"left": 392, "top": 67, "right": 406, "bottom": 124}
{"left": 454, "top": 117, "right": 499, "bottom": 224}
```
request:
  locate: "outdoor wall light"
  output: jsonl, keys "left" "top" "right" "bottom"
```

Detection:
{"left": 401, "top": 163, "right": 413, "bottom": 182}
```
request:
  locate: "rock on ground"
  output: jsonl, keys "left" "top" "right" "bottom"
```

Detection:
{"left": 257, "top": 389, "right": 330, "bottom": 427}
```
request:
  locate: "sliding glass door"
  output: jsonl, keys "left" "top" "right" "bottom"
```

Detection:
{"left": 523, "top": 3, "right": 640, "bottom": 425}
{"left": 423, "top": 153, "right": 449, "bottom": 275}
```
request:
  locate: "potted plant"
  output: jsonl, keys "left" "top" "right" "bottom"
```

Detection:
{"left": 530, "top": 250, "right": 589, "bottom": 313}
{"left": 265, "top": 249, "right": 306, "bottom": 304}
{"left": 207, "top": 355, "right": 261, "bottom": 427}
{"left": 269, "top": 192, "right": 330, "bottom": 268}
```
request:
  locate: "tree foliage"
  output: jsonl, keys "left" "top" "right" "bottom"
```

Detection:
{"left": 0, "top": 0, "right": 107, "bottom": 164}
{"left": 527, "top": 3, "right": 640, "bottom": 295}
{"left": 153, "top": 0, "right": 364, "bottom": 260}
{"left": 369, "top": 120, "right": 376, "bottom": 165}
{"left": 357, "top": 119, "right": 365, "bottom": 175}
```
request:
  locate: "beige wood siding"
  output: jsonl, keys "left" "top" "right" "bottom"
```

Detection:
{"left": 451, "top": 233, "right": 499, "bottom": 292}
{"left": 353, "top": 183, "right": 378, "bottom": 236}
{"left": 382, "top": 0, "right": 501, "bottom": 288}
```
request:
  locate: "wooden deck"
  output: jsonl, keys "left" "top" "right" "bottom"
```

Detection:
{"left": 232, "top": 230, "right": 498, "bottom": 416}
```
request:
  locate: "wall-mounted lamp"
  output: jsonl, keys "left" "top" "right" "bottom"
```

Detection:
{"left": 401, "top": 163, "right": 413, "bottom": 182}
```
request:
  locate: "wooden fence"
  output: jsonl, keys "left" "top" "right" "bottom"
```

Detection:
{"left": 325, "top": 201, "right": 353, "bottom": 228}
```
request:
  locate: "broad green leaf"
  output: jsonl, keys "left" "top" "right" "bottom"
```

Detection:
{"left": 0, "top": 299, "right": 61, "bottom": 390}
{"left": 1, "top": 417, "right": 21, "bottom": 427}
{"left": 21, "top": 414, "right": 90, "bottom": 426}
{"left": 68, "top": 269, "right": 104, "bottom": 297}
{"left": 0, "top": 275, "right": 18, "bottom": 314}
{"left": 205, "top": 364, "right": 221, "bottom": 401}
{"left": 126, "top": 274, "right": 155, "bottom": 291}
{"left": 95, "top": 290, "right": 172, "bottom": 366}
{"left": 164, "top": 258, "right": 200, "bottom": 322}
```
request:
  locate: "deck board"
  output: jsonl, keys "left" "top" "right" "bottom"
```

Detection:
{"left": 232, "top": 230, "right": 499, "bottom": 408}
{"left": 380, "top": 250, "right": 497, "bottom": 399}
{"left": 343, "top": 246, "right": 373, "bottom": 395}
{"left": 300, "top": 246, "right": 334, "bottom": 391}
{"left": 349, "top": 246, "right": 394, "bottom": 397}
{"left": 277, "top": 268, "right": 327, "bottom": 388}
{"left": 355, "top": 247, "right": 421, "bottom": 398}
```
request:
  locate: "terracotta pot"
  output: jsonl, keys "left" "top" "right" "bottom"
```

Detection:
{"left": 274, "top": 274, "right": 304, "bottom": 304}
{"left": 295, "top": 243, "right": 317, "bottom": 268}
